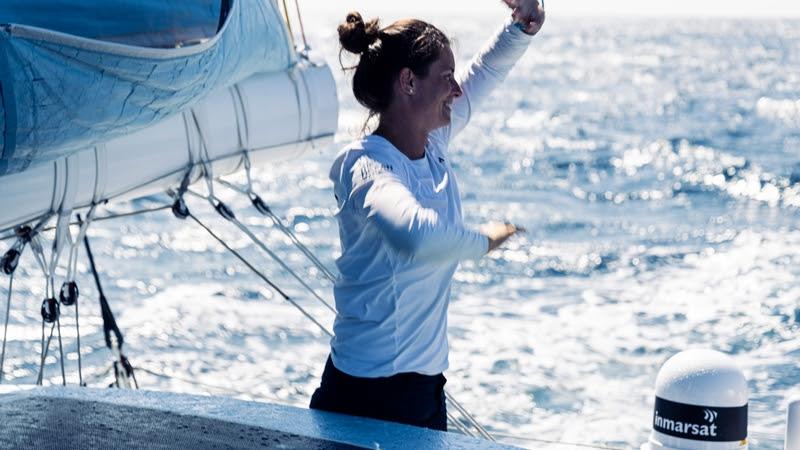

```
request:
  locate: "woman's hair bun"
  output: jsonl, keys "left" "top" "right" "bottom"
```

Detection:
{"left": 338, "top": 12, "right": 380, "bottom": 55}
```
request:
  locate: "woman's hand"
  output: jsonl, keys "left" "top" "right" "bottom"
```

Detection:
{"left": 481, "top": 222, "right": 526, "bottom": 252}
{"left": 503, "top": 0, "right": 546, "bottom": 36}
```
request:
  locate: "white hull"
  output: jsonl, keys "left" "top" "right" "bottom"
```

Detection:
{"left": 0, "top": 58, "right": 337, "bottom": 233}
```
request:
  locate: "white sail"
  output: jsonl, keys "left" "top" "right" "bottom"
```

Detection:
{"left": 0, "top": 57, "right": 337, "bottom": 233}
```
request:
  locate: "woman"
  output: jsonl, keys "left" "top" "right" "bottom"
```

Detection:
{"left": 310, "top": 0, "right": 545, "bottom": 431}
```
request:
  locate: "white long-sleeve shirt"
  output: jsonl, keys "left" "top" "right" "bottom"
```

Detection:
{"left": 329, "top": 19, "right": 532, "bottom": 377}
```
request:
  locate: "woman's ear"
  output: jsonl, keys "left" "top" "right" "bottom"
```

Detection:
{"left": 398, "top": 68, "right": 415, "bottom": 95}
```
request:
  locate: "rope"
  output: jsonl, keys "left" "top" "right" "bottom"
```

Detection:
{"left": 0, "top": 204, "right": 171, "bottom": 242}
{"left": 280, "top": 0, "right": 297, "bottom": 49}
{"left": 447, "top": 410, "right": 476, "bottom": 437}
{"left": 55, "top": 307, "right": 66, "bottom": 386}
{"left": 291, "top": 0, "right": 309, "bottom": 51}
{"left": 491, "top": 433, "right": 628, "bottom": 450}
{"left": 135, "top": 362, "right": 497, "bottom": 445}
{"left": 29, "top": 231, "right": 67, "bottom": 386}
{"left": 223, "top": 155, "right": 336, "bottom": 282}
{"left": 216, "top": 178, "right": 337, "bottom": 282}
{"left": 62, "top": 206, "right": 97, "bottom": 386}
{"left": 186, "top": 211, "right": 332, "bottom": 338}
{"left": 182, "top": 181, "right": 493, "bottom": 441}
{"left": 74, "top": 296, "right": 82, "bottom": 385}
{"left": 0, "top": 273, "right": 13, "bottom": 382}
{"left": 184, "top": 199, "right": 493, "bottom": 440}
{"left": 445, "top": 391, "right": 495, "bottom": 441}
{"left": 45, "top": 219, "right": 68, "bottom": 387}
{"left": 186, "top": 106, "right": 334, "bottom": 312}
{"left": 186, "top": 189, "right": 337, "bottom": 314}
{"left": 36, "top": 321, "right": 56, "bottom": 385}
{"left": 135, "top": 365, "right": 280, "bottom": 401}
{"left": 1, "top": 217, "right": 51, "bottom": 383}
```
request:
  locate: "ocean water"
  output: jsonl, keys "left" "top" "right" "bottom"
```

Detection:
{"left": 2, "top": 11, "right": 800, "bottom": 450}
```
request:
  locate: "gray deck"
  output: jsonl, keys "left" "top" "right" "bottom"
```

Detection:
{"left": 0, "top": 387, "right": 520, "bottom": 449}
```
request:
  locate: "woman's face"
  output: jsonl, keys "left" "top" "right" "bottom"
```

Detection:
{"left": 410, "top": 46, "right": 462, "bottom": 131}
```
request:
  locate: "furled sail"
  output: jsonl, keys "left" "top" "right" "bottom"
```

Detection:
{"left": 0, "top": 0, "right": 338, "bottom": 234}
{"left": 0, "top": 0, "right": 294, "bottom": 175}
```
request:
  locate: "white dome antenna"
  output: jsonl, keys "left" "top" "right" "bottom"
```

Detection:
{"left": 642, "top": 349, "right": 749, "bottom": 450}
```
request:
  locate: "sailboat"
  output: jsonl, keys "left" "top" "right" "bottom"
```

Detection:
{"left": 3, "top": 2, "right": 799, "bottom": 449}
{"left": 0, "top": 0, "right": 520, "bottom": 448}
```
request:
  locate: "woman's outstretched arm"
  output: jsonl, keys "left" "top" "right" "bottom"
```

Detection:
{"left": 431, "top": 0, "right": 545, "bottom": 144}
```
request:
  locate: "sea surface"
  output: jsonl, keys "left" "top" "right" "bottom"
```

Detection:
{"left": 2, "top": 10, "right": 800, "bottom": 450}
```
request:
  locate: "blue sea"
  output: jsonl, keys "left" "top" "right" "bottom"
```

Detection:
{"left": 2, "top": 10, "right": 800, "bottom": 449}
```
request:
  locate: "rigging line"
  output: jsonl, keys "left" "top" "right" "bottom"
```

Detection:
{"left": 215, "top": 178, "right": 337, "bottom": 282}
{"left": 182, "top": 195, "right": 489, "bottom": 440}
{"left": 30, "top": 234, "right": 57, "bottom": 386}
{"left": 0, "top": 273, "right": 13, "bottom": 383}
{"left": 447, "top": 410, "right": 477, "bottom": 437}
{"left": 134, "top": 365, "right": 280, "bottom": 402}
{"left": 55, "top": 310, "right": 66, "bottom": 385}
{"left": 29, "top": 236, "right": 49, "bottom": 277}
{"left": 186, "top": 212, "right": 332, "bottom": 338}
{"left": 231, "top": 218, "right": 337, "bottom": 314}
{"left": 242, "top": 152, "right": 254, "bottom": 196}
{"left": 141, "top": 359, "right": 476, "bottom": 442}
{"left": 36, "top": 321, "right": 56, "bottom": 385}
{"left": 189, "top": 110, "right": 218, "bottom": 202}
{"left": 41, "top": 219, "right": 67, "bottom": 387}
{"left": 66, "top": 207, "right": 96, "bottom": 386}
{"left": 86, "top": 204, "right": 172, "bottom": 224}
{"left": 490, "top": 433, "right": 628, "bottom": 450}
{"left": 186, "top": 191, "right": 490, "bottom": 441}
{"left": 186, "top": 189, "right": 337, "bottom": 314}
{"left": 0, "top": 205, "right": 171, "bottom": 243}
{"left": 74, "top": 298, "right": 82, "bottom": 385}
{"left": 280, "top": 0, "right": 296, "bottom": 49}
{"left": 0, "top": 212, "right": 54, "bottom": 242}
{"left": 291, "top": 0, "right": 308, "bottom": 51}
{"left": 445, "top": 391, "right": 495, "bottom": 441}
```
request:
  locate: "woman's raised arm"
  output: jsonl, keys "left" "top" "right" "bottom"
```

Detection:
{"left": 434, "top": 0, "right": 545, "bottom": 143}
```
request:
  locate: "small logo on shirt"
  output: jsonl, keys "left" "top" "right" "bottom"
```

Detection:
{"left": 352, "top": 158, "right": 394, "bottom": 185}
{"left": 438, "top": 156, "right": 445, "bottom": 164}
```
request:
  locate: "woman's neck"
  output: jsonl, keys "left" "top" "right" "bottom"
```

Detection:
{"left": 374, "top": 114, "right": 427, "bottom": 160}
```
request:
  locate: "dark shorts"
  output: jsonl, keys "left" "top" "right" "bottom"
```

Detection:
{"left": 309, "top": 356, "right": 447, "bottom": 431}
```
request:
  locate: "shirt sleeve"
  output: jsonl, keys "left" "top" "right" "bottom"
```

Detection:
{"left": 346, "top": 155, "right": 488, "bottom": 262}
{"left": 430, "top": 18, "right": 534, "bottom": 145}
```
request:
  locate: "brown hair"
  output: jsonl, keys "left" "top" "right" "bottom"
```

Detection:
{"left": 337, "top": 12, "right": 450, "bottom": 115}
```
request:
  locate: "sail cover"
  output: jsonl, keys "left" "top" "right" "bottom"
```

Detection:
{"left": 0, "top": 0, "right": 294, "bottom": 176}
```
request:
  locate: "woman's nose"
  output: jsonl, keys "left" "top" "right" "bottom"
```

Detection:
{"left": 451, "top": 79, "right": 463, "bottom": 97}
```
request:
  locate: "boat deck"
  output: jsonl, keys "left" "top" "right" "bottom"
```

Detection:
{"left": 0, "top": 386, "right": 520, "bottom": 449}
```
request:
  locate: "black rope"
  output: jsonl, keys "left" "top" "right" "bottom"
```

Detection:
{"left": 82, "top": 223, "right": 139, "bottom": 389}
{"left": 82, "top": 228, "right": 124, "bottom": 351}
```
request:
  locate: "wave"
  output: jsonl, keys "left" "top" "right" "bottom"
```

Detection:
{"left": 756, "top": 97, "right": 800, "bottom": 126}
{"left": 554, "top": 139, "right": 800, "bottom": 209}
